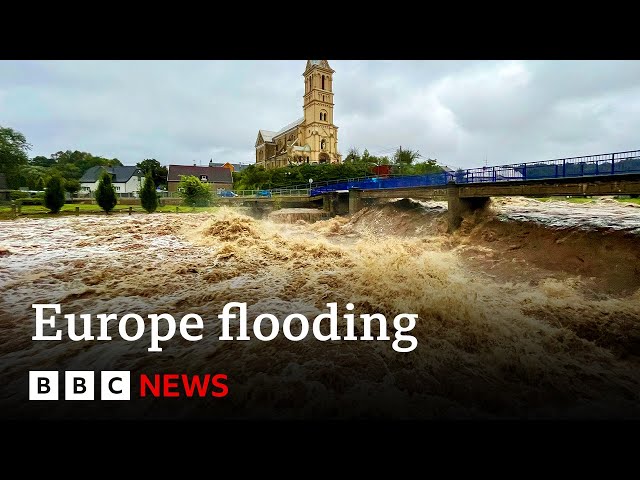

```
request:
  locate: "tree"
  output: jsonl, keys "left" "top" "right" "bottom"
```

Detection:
{"left": 95, "top": 171, "right": 118, "bottom": 213}
{"left": 44, "top": 176, "right": 66, "bottom": 213}
{"left": 30, "top": 155, "right": 56, "bottom": 168}
{"left": 344, "top": 147, "right": 360, "bottom": 163}
{"left": 34, "top": 176, "right": 46, "bottom": 191}
{"left": 393, "top": 147, "right": 421, "bottom": 166}
{"left": 411, "top": 159, "right": 444, "bottom": 175}
{"left": 140, "top": 171, "right": 158, "bottom": 213}
{"left": 0, "top": 126, "right": 31, "bottom": 188}
{"left": 137, "top": 158, "right": 168, "bottom": 188}
{"left": 65, "top": 179, "right": 82, "bottom": 197}
{"left": 177, "top": 175, "right": 211, "bottom": 207}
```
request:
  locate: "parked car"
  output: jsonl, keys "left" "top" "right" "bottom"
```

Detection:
{"left": 256, "top": 190, "right": 272, "bottom": 198}
{"left": 218, "top": 190, "right": 238, "bottom": 197}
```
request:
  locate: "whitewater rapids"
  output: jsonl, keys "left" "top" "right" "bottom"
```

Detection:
{"left": 0, "top": 197, "right": 639, "bottom": 419}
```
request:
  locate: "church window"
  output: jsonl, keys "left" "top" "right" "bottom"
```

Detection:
{"left": 322, "top": 75, "right": 325, "bottom": 90}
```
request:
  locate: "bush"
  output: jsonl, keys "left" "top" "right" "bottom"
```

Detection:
{"left": 177, "top": 175, "right": 212, "bottom": 207}
{"left": 9, "top": 190, "right": 30, "bottom": 200}
{"left": 95, "top": 171, "right": 118, "bottom": 213}
{"left": 18, "top": 197, "right": 44, "bottom": 206}
{"left": 44, "top": 176, "right": 66, "bottom": 213}
{"left": 65, "top": 179, "right": 82, "bottom": 197}
{"left": 140, "top": 171, "right": 158, "bottom": 213}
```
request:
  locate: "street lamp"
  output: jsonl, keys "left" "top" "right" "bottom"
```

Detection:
{"left": 308, "top": 178, "right": 313, "bottom": 192}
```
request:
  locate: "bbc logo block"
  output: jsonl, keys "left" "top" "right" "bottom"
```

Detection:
{"left": 29, "top": 371, "right": 130, "bottom": 400}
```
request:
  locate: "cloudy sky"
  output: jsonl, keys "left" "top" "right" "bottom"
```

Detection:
{"left": 1, "top": 60, "right": 639, "bottom": 169}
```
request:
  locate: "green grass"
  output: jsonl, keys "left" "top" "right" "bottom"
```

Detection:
{"left": 616, "top": 198, "right": 640, "bottom": 205}
{"left": 0, "top": 203, "right": 220, "bottom": 220}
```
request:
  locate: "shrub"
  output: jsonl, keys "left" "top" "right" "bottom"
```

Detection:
{"left": 9, "top": 190, "right": 30, "bottom": 200}
{"left": 18, "top": 197, "right": 44, "bottom": 206}
{"left": 95, "top": 171, "right": 118, "bottom": 213}
{"left": 44, "top": 176, "right": 66, "bottom": 213}
{"left": 140, "top": 171, "right": 158, "bottom": 213}
{"left": 177, "top": 175, "right": 212, "bottom": 207}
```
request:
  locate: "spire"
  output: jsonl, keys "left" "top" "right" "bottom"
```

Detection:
{"left": 304, "top": 60, "right": 334, "bottom": 74}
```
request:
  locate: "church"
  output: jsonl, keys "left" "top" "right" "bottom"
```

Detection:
{"left": 255, "top": 60, "right": 342, "bottom": 169}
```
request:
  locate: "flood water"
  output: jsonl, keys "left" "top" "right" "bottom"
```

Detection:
{"left": 1, "top": 197, "right": 639, "bottom": 419}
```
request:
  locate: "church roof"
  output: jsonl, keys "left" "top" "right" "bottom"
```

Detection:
{"left": 274, "top": 117, "right": 304, "bottom": 137}
{"left": 259, "top": 130, "right": 276, "bottom": 143}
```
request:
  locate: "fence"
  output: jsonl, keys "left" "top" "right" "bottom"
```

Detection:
{"left": 455, "top": 150, "right": 640, "bottom": 184}
{"left": 308, "top": 150, "right": 640, "bottom": 195}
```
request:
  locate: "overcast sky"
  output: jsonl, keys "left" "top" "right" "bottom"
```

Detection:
{"left": 1, "top": 60, "right": 639, "bottom": 170}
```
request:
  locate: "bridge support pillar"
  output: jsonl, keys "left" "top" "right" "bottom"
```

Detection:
{"left": 447, "top": 185, "right": 490, "bottom": 232}
{"left": 349, "top": 189, "right": 364, "bottom": 215}
{"left": 325, "top": 192, "right": 350, "bottom": 216}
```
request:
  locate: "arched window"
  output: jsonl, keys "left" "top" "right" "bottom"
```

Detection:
{"left": 322, "top": 75, "right": 325, "bottom": 90}
{"left": 321, "top": 139, "right": 326, "bottom": 150}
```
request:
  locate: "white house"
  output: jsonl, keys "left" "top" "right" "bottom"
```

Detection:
{"left": 79, "top": 166, "right": 144, "bottom": 197}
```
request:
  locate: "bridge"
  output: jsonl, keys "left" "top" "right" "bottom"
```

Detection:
{"left": 304, "top": 150, "right": 640, "bottom": 230}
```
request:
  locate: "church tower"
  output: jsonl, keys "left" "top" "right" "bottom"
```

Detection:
{"left": 255, "top": 60, "right": 341, "bottom": 169}
{"left": 302, "top": 60, "right": 340, "bottom": 164}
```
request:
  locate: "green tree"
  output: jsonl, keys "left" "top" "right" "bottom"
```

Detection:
{"left": 65, "top": 178, "right": 82, "bottom": 197}
{"left": 35, "top": 176, "right": 46, "bottom": 191}
{"left": 0, "top": 126, "right": 31, "bottom": 188}
{"left": 177, "top": 175, "right": 211, "bottom": 207}
{"left": 137, "top": 158, "right": 168, "bottom": 188}
{"left": 140, "top": 171, "right": 159, "bottom": 213}
{"left": 393, "top": 147, "right": 421, "bottom": 166}
{"left": 95, "top": 171, "right": 118, "bottom": 213}
{"left": 30, "top": 155, "right": 56, "bottom": 168}
{"left": 412, "top": 159, "right": 443, "bottom": 175}
{"left": 344, "top": 147, "right": 360, "bottom": 163}
{"left": 44, "top": 176, "right": 66, "bottom": 213}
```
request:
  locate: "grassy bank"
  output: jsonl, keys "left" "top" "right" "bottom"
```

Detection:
{"left": 0, "top": 203, "right": 220, "bottom": 220}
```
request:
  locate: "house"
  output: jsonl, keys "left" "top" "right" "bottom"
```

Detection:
{"left": 167, "top": 165, "right": 234, "bottom": 193}
{"left": 255, "top": 60, "right": 341, "bottom": 170}
{"left": 79, "top": 166, "right": 144, "bottom": 197}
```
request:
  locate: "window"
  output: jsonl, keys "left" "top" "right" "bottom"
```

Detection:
{"left": 321, "top": 140, "right": 326, "bottom": 150}
{"left": 82, "top": 186, "right": 90, "bottom": 191}
{"left": 114, "top": 186, "right": 121, "bottom": 191}
{"left": 322, "top": 75, "right": 325, "bottom": 90}
{"left": 200, "top": 175, "right": 208, "bottom": 181}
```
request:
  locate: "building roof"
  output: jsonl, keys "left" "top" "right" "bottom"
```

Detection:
{"left": 79, "top": 165, "right": 143, "bottom": 183}
{"left": 167, "top": 165, "right": 233, "bottom": 183}
{"left": 274, "top": 117, "right": 304, "bottom": 137}
{"left": 0, "top": 173, "right": 7, "bottom": 190}
{"left": 259, "top": 130, "right": 276, "bottom": 143}
{"left": 209, "top": 162, "right": 251, "bottom": 172}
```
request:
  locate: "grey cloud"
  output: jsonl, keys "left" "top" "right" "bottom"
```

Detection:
{"left": 1, "top": 60, "right": 639, "bottom": 169}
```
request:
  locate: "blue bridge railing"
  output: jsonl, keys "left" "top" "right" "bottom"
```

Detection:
{"left": 307, "top": 150, "right": 640, "bottom": 197}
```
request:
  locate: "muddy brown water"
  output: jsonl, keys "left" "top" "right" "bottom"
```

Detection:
{"left": 1, "top": 198, "right": 639, "bottom": 419}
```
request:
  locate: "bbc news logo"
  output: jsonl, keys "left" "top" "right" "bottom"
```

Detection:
{"left": 29, "top": 371, "right": 228, "bottom": 400}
